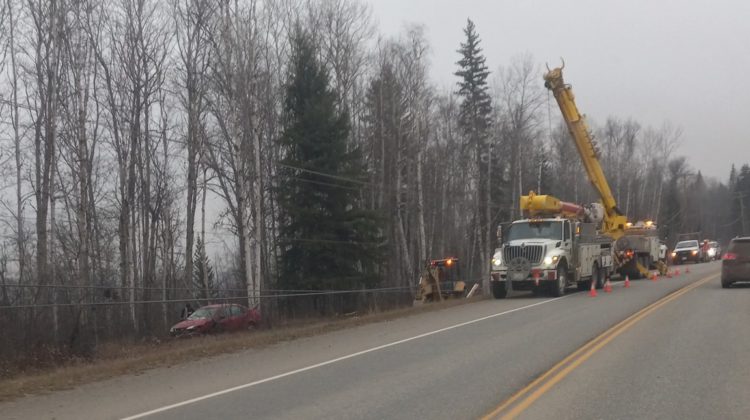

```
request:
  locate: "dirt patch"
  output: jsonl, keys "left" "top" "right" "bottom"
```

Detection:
{"left": 0, "top": 296, "right": 484, "bottom": 402}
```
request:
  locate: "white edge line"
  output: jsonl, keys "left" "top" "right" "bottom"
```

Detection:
{"left": 121, "top": 295, "right": 571, "bottom": 419}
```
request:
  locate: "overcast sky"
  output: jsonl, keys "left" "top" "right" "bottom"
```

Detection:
{"left": 370, "top": 0, "right": 749, "bottom": 181}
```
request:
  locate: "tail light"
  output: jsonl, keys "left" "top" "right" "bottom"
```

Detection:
{"left": 723, "top": 253, "right": 737, "bottom": 261}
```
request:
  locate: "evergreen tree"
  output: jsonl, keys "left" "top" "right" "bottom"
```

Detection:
{"left": 732, "top": 164, "right": 750, "bottom": 236}
{"left": 455, "top": 18, "right": 494, "bottom": 284}
{"left": 193, "top": 235, "right": 216, "bottom": 300}
{"left": 729, "top": 164, "right": 737, "bottom": 190}
{"left": 277, "top": 30, "right": 382, "bottom": 291}
{"left": 455, "top": 19, "right": 493, "bottom": 139}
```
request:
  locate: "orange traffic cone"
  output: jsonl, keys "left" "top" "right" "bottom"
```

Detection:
{"left": 624, "top": 275, "right": 630, "bottom": 288}
{"left": 589, "top": 280, "right": 598, "bottom": 297}
{"left": 604, "top": 278, "right": 613, "bottom": 293}
{"left": 651, "top": 272, "right": 658, "bottom": 281}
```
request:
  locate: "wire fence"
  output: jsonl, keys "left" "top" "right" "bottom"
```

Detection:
{"left": 0, "top": 283, "right": 417, "bottom": 360}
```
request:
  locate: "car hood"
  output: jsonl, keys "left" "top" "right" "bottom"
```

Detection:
{"left": 675, "top": 247, "right": 698, "bottom": 252}
{"left": 172, "top": 318, "right": 213, "bottom": 330}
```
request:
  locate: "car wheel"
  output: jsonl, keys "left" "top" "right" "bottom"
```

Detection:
{"left": 721, "top": 278, "right": 732, "bottom": 289}
{"left": 491, "top": 281, "right": 508, "bottom": 299}
{"left": 552, "top": 264, "right": 567, "bottom": 297}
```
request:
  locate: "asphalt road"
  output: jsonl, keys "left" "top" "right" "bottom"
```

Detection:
{"left": 2, "top": 261, "right": 744, "bottom": 420}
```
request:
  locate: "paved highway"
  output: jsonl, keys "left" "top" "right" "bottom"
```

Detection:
{"left": 2, "top": 261, "right": 746, "bottom": 420}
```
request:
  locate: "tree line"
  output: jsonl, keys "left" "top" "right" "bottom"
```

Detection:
{"left": 0, "top": 0, "right": 743, "bottom": 356}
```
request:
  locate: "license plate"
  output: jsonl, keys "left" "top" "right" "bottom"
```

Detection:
{"left": 681, "top": 256, "right": 687, "bottom": 261}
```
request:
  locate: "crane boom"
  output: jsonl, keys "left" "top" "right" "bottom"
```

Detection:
{"left": 543, "top": 65, "right": 628, "bottom": 239}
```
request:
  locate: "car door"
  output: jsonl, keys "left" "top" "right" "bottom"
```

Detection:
{"left": 214, "top": 306, "right": 232, "bottom": 330}
{"left": 227, "top": 305, "right": 245, "bottom": 330}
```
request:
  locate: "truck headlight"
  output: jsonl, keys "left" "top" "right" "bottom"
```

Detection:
{"left": 492, "top": 254, "right": 502, "bottom": 267}
{"left": 543, "top": 255, "right": 559, "bottom": 265}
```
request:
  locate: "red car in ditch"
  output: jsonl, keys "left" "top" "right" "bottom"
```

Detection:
{"left": 170, "top": 304, "right": 260, "bottom": 337}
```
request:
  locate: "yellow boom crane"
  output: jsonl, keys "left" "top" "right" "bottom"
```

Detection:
{"left": 543, "top": 63, "right": 663, "bottom": 277}
{"left": 542, "top": 64, "right": 627, "bottom": 238}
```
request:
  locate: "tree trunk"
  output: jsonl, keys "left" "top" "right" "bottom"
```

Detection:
{"left": 184, "top": 107, "right": 198, "bottom": 308}
{"left": 8, "top": 0, "right": 25, "bottom": 286}
{"left": 201, "top": 168, "right": 209, "bottom": 300}
{"left": 251, "top": 137, "right": 264, "bottom": 310}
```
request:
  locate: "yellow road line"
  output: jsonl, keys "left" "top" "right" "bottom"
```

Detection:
{"left": 482, "top": 273, "right": 718, "bottom": 420}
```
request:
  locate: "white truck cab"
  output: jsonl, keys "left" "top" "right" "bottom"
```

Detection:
{"left": 491, "top": 218, "right": 614, "bottom": 298}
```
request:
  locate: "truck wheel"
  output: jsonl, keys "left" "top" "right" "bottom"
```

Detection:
{"left": 552, "top": 264, "right": 567, "bottom": 297}
{"left": 491, "top": 282, "right": 508, "bottom": 299}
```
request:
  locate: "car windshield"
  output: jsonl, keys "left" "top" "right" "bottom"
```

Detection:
{"left": 506, "top": 221, "right": 562, "bottom": 242}
{"left": 675, "top": 240, "right": 698, "bottom": 249}
{"left": 188, "top": 308, "right": 217, "bottom": 320}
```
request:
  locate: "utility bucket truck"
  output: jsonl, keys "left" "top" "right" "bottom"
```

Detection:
{"left": 490, "top": 193, "right": 614, "bottom": 298}
{"left": 491, "top": 62, "right": 668, "bottom": 297}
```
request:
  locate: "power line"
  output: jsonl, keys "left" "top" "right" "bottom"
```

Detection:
{"left": 169, "top": 137, "right": 373, "bottom": 188}
{"left": 275, "top": 162, "right": 371, "bottom": 186}
{"left": 283, "top": 175, "right": 365, "bottom": 191}
{"left": 0, "top": 286, "right": 414, "bottom": 310}
{"left": 0, "top": 283, "right": 409, "bottom": 294}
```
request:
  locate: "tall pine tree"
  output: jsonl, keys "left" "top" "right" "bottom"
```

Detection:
{"left": 455, "top": 18, "right": 494, "bottom": 287}
{"left": 193, "top": 235, "right": 216, "bottom": 301}
{"left": 732, "top": 164, "right": 750, "bottom": 236}
{"left": 277, "top": 31, "right": 382, "bottom": 291}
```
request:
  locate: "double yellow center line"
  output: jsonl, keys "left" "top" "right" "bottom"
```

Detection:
{"left": 482, "top": 273, "right": 718, "bottom": 419}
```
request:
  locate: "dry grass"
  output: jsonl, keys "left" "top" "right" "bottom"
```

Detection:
{"left": 0, "top": 296, "right": 484, "bottom": 402}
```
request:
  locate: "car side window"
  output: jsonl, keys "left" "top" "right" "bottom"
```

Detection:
{"left": 230, "top": 305, "right": 243, "bottom": 316}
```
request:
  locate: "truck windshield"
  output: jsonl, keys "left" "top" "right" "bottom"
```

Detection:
{"left": 675, "top": 240, "right": 698, "bottom": 249}
{"left": 506, "top": 221, "right": 562, "bottom": 242}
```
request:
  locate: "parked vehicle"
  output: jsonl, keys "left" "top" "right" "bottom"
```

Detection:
{"left": 415, "top": 257, "right": 466, "bottom": 303}
{"left": 617, "top": 221, "right": 666, "bottom": 278}
{"left": 671, "top": 240, "right": 702, "bottom": 264}
{"left": 721, "top": 237, "right": 750, "bottom": 288}
{"left": 491, "top": 212, "right": 614, "bottom": 298}
{"left": 170, "top": 304, "right": 260, "bottom": 337}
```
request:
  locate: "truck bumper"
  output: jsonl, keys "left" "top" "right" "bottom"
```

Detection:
{"left": 491, "top": 269, "right": 557, "bottom": 291}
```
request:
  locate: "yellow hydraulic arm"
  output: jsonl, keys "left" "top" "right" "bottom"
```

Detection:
{"left": 543, "top": 64, "right": 628, "bottom": 240}
{"left": 520, "top": 191, "right": 584, "bottom": 219}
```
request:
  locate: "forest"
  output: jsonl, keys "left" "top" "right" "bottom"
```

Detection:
{"left": 0, "top": 0, "right": 747, "bottom": 357}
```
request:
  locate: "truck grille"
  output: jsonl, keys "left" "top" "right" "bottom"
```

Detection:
{"left": 503, "top": 245, "right": 544, "bottom": 264}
